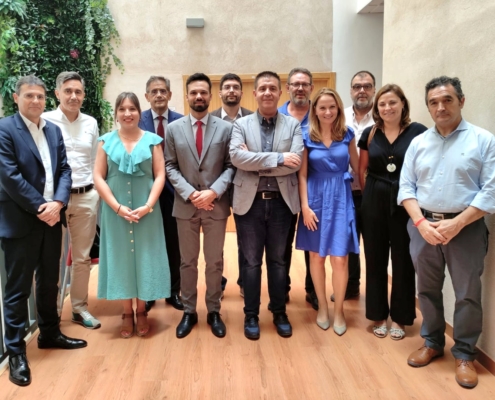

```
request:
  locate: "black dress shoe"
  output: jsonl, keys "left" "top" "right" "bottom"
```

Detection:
{"left": 273, "top": 313, "right": 292, "bottom": 337}
{"left": 244, "top": 315, "right": 260, "bottom": 340}
{"left": 305, "top": 291, "right": 319, "bottom": 311}
{"left": 330, "top": 288, "right": 360, "bottom": 302}
{"left": 176, "top": 312, "right": 198, "bottom": 338}
{"left": 38, "top": 333, "right": 87, "bottom": 349}
{"left": 207, "top": 311, "right": 226, "bottom": 338}
{"left": 9, "top": 353, "right": 31, "bottom": 386}
{"left": 165, "top": 294, "right": 184, "bottom": 310}
{"left": 145, "top": 300, "right": 155, "bottom": 312}
{"left": 267, "top": 293, "right": 290, "bottom": 311}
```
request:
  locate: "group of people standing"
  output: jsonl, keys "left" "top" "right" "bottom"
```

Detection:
{"left": 0, "top": 68, "right": 493, "bottom": 390}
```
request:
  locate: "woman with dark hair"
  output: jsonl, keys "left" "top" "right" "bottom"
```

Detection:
{"left": 296, "top": 88, "right": 359, "bottom": 335}
{"left": 94, "top": 92, "right": 170, "bottom": 338}
{"left": 358, "top": 84, "right": 427, "bottom": 340}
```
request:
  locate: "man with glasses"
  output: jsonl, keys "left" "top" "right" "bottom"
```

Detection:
{"left": 278, "top": 67, "right": 318, "bottom": 311}
{"left": 331, "top": 71, "right": 376, "bottom": 303}
{"left": 0, "top": 75, "right": 87, "bottom": 387}
{"left": 211, "top": 73, "right": 253, "bottom": 297}
{"left": 139, "top": 76, "right": 184, "bottom": 312}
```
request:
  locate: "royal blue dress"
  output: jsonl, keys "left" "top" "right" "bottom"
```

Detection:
{"left": 296, "top": 128, "right": 359, "bottom": 257}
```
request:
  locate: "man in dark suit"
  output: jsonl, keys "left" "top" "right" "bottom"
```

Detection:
{"left": 210, "top": 73, "right": 253, "bottom": 298}
{"left": 165, "top": 73, "right": 235, "bottom": 338}
{"left": 138, "top": 75, "right": 184, "bottom": 312}
{"left": 0, "top": 75, "right": 87, "bottom": 387}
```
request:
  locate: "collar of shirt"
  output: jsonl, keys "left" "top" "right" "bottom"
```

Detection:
{"left": 151, "top": 108, "right": 168, "bottom": 121}
{"left": 19, "top": 112, "right": 46, "bottom": 132}
{"left": 256, "top": 110, "right": 277, "bottom": 127}
{"left": 431, "top": 118, "right": 468, "bottom": 139}
{"left": 278, "top": 100, "right": 309, "bottom": 127}
{"left": 221, "top": 107, "right": 242, "bottom": 121}
{"left": 53, "top": 106, "right": 82, "bottom": 123}
{"left": 190, "top": 113, "right": 209, "bottom": 128}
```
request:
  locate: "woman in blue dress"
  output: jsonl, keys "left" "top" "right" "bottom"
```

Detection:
{"left": 296, "top": 88, "right": 359, "bottom": 335}
{"left": 94, "top": 92, "right": 171, "bottom": 338}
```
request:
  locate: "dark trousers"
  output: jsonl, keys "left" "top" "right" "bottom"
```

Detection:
{"left": 2, "top": 221, "right": 62, "bottom": 356}
{"left": 347, "top": 193, "right": 362, "bottom": 292}
{"left": 235, "top": 197, "right": 293, "bottom": 316}
{"left": 361, "top": 186, "right": 416, "bottom": 325}
{"left": 408, "top": 217, "right": 487, "bottom": 360}
{"left": 159, "top": 190, "right": 181, "bottom": 295}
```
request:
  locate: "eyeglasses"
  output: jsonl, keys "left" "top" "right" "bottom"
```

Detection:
{"left": 352, "top": 84, "right": 373, "bottom": 91}
{"left": 289, "top": 83, "right": 312, "bottom": 89}
{"left": 23, "top": 93, "right": 46, "bottom": 101}
{"left": 149, "top": 89, "right": 168, "bottom": 96}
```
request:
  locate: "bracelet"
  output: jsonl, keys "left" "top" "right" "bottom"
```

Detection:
{"left": 414, "top": 217, "right": 426, "bottom": 227}
{"left": 116, "top": 204, "right": 121, "bottom": 215}
{"left": 145, "top": 203, "right": 153, "bottom": 213}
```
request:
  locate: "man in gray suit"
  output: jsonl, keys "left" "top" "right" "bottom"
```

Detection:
{"left": 230, "top": 71, "right": 303, "bottom": 340}
{"left": 165, "top": 73, "right": 235, "bottom": 339}
{"left": 211, "top": 73, "right": 253, "bottom": 297}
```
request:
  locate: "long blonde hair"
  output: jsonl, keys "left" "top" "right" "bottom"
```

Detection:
{"left": 309, "top": 88, "right": 347, "bottom": 142}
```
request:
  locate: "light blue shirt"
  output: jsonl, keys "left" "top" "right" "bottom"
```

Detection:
{"left": 398, "top": 119, "right": 495, "bottom": 214}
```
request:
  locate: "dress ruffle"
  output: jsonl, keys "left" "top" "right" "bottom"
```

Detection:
{"left": 98, "top": 130, "right": 162, "bottom": 176}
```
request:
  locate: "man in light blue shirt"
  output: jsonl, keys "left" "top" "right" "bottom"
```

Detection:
{"left": 398, "top": 76, "right": 495, "bottom": 389}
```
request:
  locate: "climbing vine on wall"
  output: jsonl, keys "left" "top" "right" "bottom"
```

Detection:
{"left": 0, "top": 0, "right": 123, "bottom": 132}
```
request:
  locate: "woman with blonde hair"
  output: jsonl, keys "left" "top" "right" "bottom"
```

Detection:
{"left": 296, "top": 88, "right": 359, "bottom": 335}
{"left": 358, "top": 84, "right": 427, "bottom": 340}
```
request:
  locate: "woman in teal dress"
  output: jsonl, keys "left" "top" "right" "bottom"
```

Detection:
{"left": 94, "top": 92, "right": 171, "bottom": 338}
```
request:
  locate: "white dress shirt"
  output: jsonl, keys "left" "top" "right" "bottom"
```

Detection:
{"left": 221, "top": 107, "right": 243, "bottom": 123}
{"left": 20, "top": 113, "right": 54, "bottom": 201}
{"left": 151, "top": 108, "right": 169, "bottom": 135}
{"left": 43, "top": 107, "right": 99, "bottom": 188}
{"left": 190, "top": 114, "right": 209, "bottom": 142}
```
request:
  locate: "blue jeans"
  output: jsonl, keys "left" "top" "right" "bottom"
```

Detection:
{"left": 234, "top": 197, "right": 293, "bottom": 316}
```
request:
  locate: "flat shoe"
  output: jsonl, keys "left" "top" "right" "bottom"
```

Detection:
{"left": 373, "top": 324, "right": 388, "bottom": 338}
{"left": 390, "top": 327, "right": 405, "bottom": 340}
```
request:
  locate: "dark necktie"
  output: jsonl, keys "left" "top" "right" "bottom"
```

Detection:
{"left": 196, "top": 121, "right": 203, "bottom": 157}
{"left": 157, "top": 115, "right": 165, "bottom": 139}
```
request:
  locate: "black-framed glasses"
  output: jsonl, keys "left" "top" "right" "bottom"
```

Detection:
{"left": 352, "top": 84, "right": 373, "bottom": 91}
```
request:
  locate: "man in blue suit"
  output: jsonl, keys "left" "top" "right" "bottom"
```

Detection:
{"left": 138, "top": 75, "right": 185, "bottom": 311}
{"left": 0, "top": 75, "right": 87, "bottom": 387}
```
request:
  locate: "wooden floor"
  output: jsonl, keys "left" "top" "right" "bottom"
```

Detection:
{"left": 1, "top": 232, "right": 494, "bottom": 399}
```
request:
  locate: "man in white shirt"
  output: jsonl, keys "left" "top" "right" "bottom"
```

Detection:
{"left": 44, "top": 72, "right": 100, "bottom": 329}
{"left": 336, "top": 70, "right": 376, "bottom": 301}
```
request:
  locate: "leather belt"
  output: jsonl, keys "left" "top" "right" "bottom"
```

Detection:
{"left": 255, "top": 191, "right": 280, "bottom": 200}
{"left": 421, "top": 208, "right": 462, "bottom": 220}
{"left": 70, "top": 184, "right": 94, "bottom": 194}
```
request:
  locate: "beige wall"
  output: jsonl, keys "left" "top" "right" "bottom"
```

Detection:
{"left": 383, "top": 0, "right": 495, "bottom": 360}
{"left": 104, "top": 0, "right": 334, "bottom": 117}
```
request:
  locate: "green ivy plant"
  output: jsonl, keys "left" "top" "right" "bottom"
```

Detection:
{"left": 0, "top": 0, "right": 123, "bottom": 132}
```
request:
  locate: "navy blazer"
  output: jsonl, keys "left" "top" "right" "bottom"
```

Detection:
{"left": 0, "top": 113, "right": 72, "bottom": 238}
{"left": 138, "top": 108, "right": 183, "bottom": 197}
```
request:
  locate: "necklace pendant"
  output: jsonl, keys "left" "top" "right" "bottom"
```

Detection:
{"left": 387, "top": 163, "right": 397, "bottom": 172}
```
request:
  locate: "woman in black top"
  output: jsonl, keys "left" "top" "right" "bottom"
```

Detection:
{"left": 358, "top": 84, "right": 427, "bottom": 340}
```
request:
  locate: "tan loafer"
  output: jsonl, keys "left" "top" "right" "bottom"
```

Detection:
{"left": 455, "top": 359, "right": 478, "bottom": 388}
{"left": 407, "top": 346, "right": 443, "bottom": 367}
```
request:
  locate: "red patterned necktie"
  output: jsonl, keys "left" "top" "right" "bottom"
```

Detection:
{"left": 196, "top": 121, "right": 203, "bottom": 157}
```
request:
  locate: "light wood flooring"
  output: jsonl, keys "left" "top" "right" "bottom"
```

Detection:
{"left": 0, "top": 232, "right": 494, "bottom": 399}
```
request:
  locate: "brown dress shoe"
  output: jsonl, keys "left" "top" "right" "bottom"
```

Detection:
{"left": 455, "top": 359, "right": 478, "bottom": 388}
{"left": 407, "top": 346, "right": 443, "bottom": 367}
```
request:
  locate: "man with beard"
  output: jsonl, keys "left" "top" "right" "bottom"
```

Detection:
{"left": 330, "top": 70, "right": 376, "bottom": 302}
{"left": 165, "top": 73, "right": 235, "bottom": 338}
{"left": 138, "top": 76, "right": 184, "bottom": 313}
{"left": 278, "top": 68, "right": 318, "bottom": 311}
{"left": 210, "top": 73, "right": 253, "bottom": 297}
{"left": 43, "top": 72, "right": 101, "bottom": 329}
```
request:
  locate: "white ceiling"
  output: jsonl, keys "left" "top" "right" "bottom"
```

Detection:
{"left": 358, "top": 0, "right": 384, "bottom": 14}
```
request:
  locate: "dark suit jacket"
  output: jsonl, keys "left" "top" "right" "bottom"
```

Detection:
{"left": 0, "top": 113, "right": 72, "bottom": 238}
{"left": 210, "top": 107, "right": 253, "bottom": 119}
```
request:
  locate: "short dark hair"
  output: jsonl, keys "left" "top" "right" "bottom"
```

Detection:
{"left": 114, "top": 92, "right": 141, "bottom": 121}
{"left": 373, "top": 83, "right": 411, "bottom": 130}
{"left": 350, "top": 71, "right": 376, "bottom": 87}
{"left": 287, "top": 67, "right": 313, "bottom": 84}
{"left": 146, "top": 75, "right": 171, "bottom": 92}
{"left": 425, "top": 76, "right": 464, "bottom": 104}
{"left": 186, "top": 73, "right": 212, "bottom": 92}
{"left": 220, "top": 73, "right": 242, "bottom": 90}
{"left": 15, "top": 75, "right": 47, "bottom": 95}
{"left": 254, "top": 71, "right": 281, "bottom": 89}
{"left": 55, "top": 71, "right": 85, "bottom": 90}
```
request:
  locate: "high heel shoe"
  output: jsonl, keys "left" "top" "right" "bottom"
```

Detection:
{"left": 333, "top": 323, "right": 347, "bottom": 336}
{"left": 316, "top": 319, "right": 331, "bottom": 331}
{"left": 136, "top": 311, "right": 149, "bottom": 337}
{"left": 120, "top": 312, "right": 134, "bottom": 338}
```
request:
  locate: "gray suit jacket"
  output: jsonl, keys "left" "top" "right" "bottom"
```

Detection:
{"left": 165, "top": 115, "right": 235, "bottom": 219}
{"left": 229, "top": 112, "right": 303, "bottom": 215}
{"left": 210, "top": 107, "right": 253, "bottom": 119}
